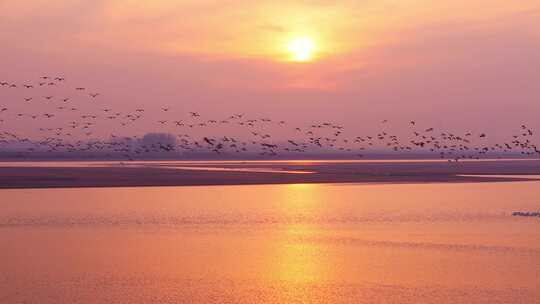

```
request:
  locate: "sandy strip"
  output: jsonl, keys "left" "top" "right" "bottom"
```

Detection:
{"left": 1, "top": 160, "right": 540, "bottom": 189}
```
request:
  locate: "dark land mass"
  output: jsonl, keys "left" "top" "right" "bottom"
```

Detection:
{"left": 1, "top": 160, "right": 540, "bottom": 189}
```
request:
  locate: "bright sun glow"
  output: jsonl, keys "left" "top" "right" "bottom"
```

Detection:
{"left": 287, "top": 37, "right": 315, "bottom": 62}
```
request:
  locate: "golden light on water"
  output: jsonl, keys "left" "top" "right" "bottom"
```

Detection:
{"left": 287, "top": 37, "right": 315, "bottom": 62}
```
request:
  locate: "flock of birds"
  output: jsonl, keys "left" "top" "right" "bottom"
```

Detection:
{"left": 1, "top": 76, "right": 539, "bottom": 161}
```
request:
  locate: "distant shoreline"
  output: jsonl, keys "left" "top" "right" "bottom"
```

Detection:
{"left": 1, "top": 159, "right": 540, "bottom": 189}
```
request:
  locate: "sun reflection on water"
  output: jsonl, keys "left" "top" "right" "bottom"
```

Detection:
{"left": 268, "top": 184, "right": 329, "bottom": 285}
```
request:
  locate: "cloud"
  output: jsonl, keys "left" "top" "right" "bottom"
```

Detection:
{"left": 257, "top": 24, "right": 289, "bottom": 33}
{"left": 1, "top": 0, "right": 539, "bottom": 139}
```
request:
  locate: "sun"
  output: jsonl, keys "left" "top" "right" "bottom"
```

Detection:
{"left": 287, "top": 37, "right": 315, "bottom": 62}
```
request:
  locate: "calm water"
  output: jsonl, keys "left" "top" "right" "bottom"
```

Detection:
{"left": 1, "top": 181, "right": 539, "bottom": 303}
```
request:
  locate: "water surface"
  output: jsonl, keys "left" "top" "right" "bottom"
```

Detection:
{"left": 1, "top": 181, "right": 539, "bottom": 303}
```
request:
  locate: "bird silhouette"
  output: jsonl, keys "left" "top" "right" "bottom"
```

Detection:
{"left": 1, "top": 75, "right": 538, "bottom": 161}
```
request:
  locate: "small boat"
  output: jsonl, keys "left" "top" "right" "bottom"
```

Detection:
{"left": 512, "top": 211, "right": 540, "bottom": 217}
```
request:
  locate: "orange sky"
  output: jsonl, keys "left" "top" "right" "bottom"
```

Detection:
{"left": 1, "top": 0, "right": 540, "bottom": 139}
